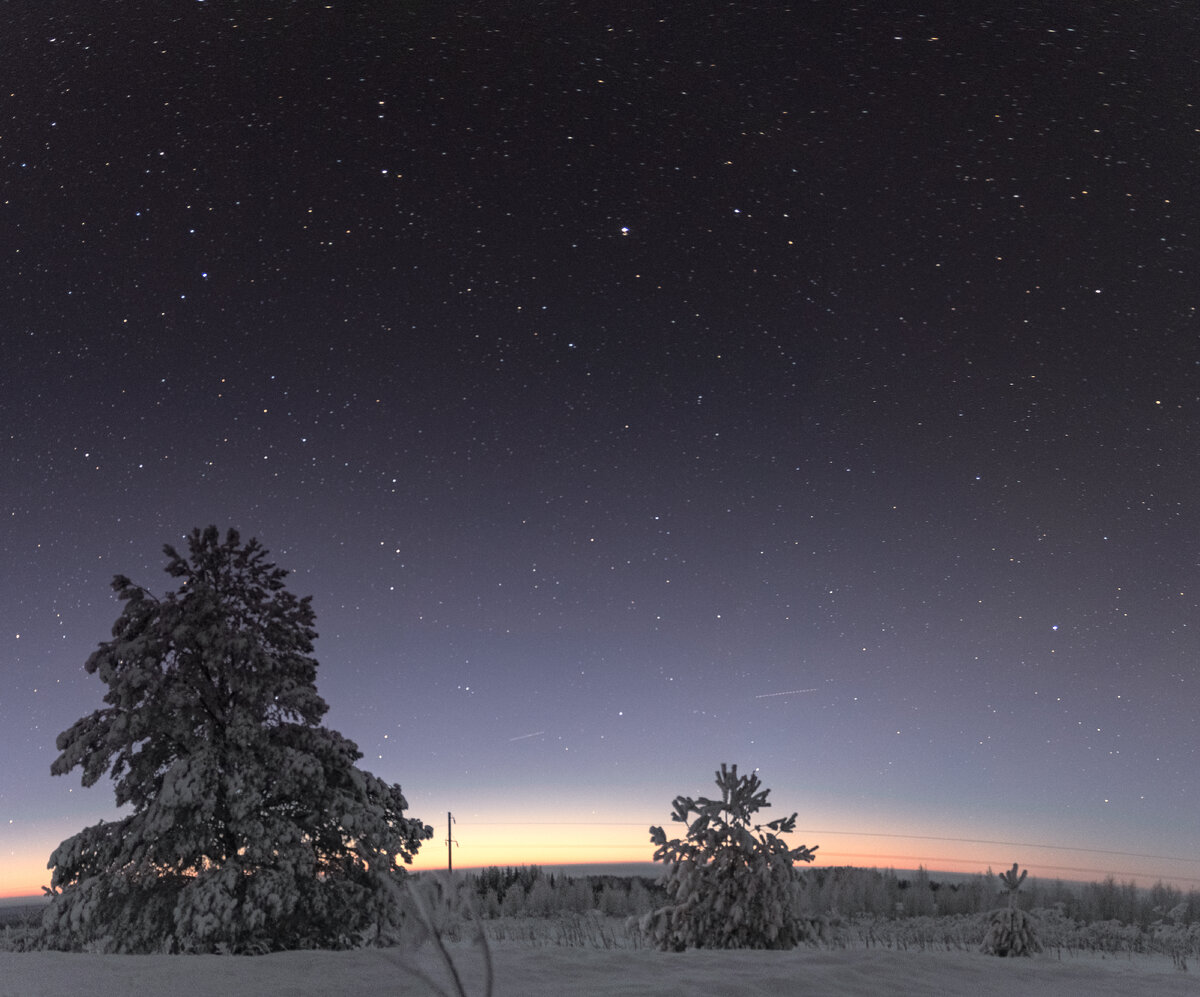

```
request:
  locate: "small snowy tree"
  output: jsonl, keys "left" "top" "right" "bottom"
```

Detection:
{"left": 41, "top": 527, "right": 432, "bottom": 953}
{"left": 980, "top": 862, "right": 1042, "bottom": 957}
{"left": 639, "top": 764, "right": 818, "bottom": 950}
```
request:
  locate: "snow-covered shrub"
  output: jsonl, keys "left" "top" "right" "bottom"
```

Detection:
{"left": 638, "top": 764, "right": 818, "bottom": 950}
{"left": 981, "top": 907, "right": 1042, "bottom": 957}
{"left": 1151, "top": 918, "right": 1200, "bottom": 971}
{"left": 39, "top": 527, "right": 432, "bottom": 953}
{"left": 526, "top": 878, "right": 557, "bottom": 918}
{"left": 0, "top": 904, "right": 43, "bottom": 952}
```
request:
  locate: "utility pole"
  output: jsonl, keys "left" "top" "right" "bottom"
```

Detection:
{"left": 447, "top": 811, "right": 457, "bottom": 872}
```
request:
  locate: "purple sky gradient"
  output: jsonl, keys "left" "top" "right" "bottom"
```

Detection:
{"left": 3, "top": 1, "right": 1198, "bottom": 896}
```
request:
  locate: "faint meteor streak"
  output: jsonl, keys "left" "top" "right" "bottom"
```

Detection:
{"left": 754, "top": 688, "right": 818, "bottom": 699}
{"left": 508, "top": 730, "right": 546, "bottom": 741}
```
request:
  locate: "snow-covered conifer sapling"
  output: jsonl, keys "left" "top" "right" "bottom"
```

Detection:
{"left": 980, "top": 862, "right": 1042, "bottom": 957}
{"left": 639, "top": 763, "right": 818, "bottom": 950}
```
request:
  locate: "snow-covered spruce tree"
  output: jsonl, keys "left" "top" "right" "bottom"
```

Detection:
{"left": 638, "top": 764, "right": 818, "bottom": 950}
{"left": 41, "top": 527, "right": 432, "bottom": 953}
{"left": 980, "top": 862, "right": 1042, "bottom": 957}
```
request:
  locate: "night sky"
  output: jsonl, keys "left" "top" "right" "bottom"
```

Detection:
{"left": 4, "top": 2, "right": 1199, "bottom": 897}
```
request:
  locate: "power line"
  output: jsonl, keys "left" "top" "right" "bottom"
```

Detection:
{"left": 461, "top": 821, "right": 652, "bottom": 827}
{"left": 810, "top": 853, "right": 1200, "bottom": 888}
{"left": 450, "top": 821, "right": 1198, "bottom": 868}
{"left": 790, "top": 830, "right": 1198, "bottom": 867}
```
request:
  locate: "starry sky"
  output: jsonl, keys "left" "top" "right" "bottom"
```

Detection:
{"left": 3, "top": 2, "right": 1199, "bottom": 898}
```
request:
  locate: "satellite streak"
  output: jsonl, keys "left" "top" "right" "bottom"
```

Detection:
{"left": 508, "top": 730, "right": 546, "bottom": 741}
{"left": 754, "top": 688, "right": 818, "bottom": 699}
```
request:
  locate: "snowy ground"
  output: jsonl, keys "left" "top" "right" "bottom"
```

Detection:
{"left": 3, "top": 942, "right": 1196, "bottom": 997}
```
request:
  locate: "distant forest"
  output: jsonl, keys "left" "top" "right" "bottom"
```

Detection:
{"left": 455, "top": 864, "right": 1199, "bottom": 928}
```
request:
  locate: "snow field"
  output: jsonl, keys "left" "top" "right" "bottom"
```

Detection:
{"left": 3, "top": 940, "right": 1196, "bottom": 997}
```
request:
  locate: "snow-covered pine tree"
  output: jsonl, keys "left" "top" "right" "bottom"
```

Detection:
{"left": 638, "top": 764, "right": 818, "bottom": 950}
{"left": 980, "top": 862, "right": 1042, "bottom": 957}
{"left": 40, "top": 527, "right": 433, "bottom": 953}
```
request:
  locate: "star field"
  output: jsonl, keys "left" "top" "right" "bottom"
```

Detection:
{"left": 2, "top": 2, "right": 1199, "bottom": 895}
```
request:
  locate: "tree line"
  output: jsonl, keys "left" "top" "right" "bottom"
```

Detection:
{"left": 450, "top": 863, "right": 1200, "bottom": 929}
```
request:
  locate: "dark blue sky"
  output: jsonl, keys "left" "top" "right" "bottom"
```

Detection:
{"left": 3, "top": 2, "right": 1198, "bottom": 893}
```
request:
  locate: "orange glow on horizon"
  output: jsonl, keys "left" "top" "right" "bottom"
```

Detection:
{"left": 1, "top": 839, "right": 55, "bottom": 901}
{"left": 406, "top": 818, "right": 656, "bottom": 873}
{"left": 5, "top": 824, "right": 1198, "bottom": 900}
